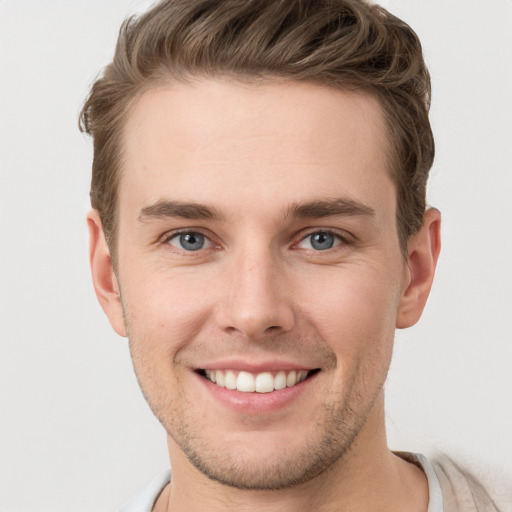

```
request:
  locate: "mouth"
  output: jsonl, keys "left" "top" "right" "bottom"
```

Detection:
{"left": 197, "top": 368, "right": 321, "bottom": 393}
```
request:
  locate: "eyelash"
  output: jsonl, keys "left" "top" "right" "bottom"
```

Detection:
{"left": 159, "top": 228, "right": 353, "bottom": 253}
{"left": 294, "top": 229, "right": 352, "bottom": 251}
{"left": 161, "top": 228, "right": 217, "bottom": 251}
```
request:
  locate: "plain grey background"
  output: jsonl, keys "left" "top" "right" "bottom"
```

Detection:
{"left": 1, "top": 1, "right": 511, "bottom": 510}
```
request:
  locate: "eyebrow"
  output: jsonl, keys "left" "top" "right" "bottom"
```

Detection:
{"left": 138, "top": 200, "right": 224, "bottom": 222}
{"left": 138, "top": 197, "right": 375, "bottom": 223}
{"left": 285, "top": 198, "right": 375, "bottom": 219}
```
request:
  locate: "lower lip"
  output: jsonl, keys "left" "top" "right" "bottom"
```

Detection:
{"left": 195, "top": 371, "right": 319, "bottom": 414}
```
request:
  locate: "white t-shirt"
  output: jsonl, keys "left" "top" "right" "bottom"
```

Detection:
{"left": 118, "top": 452, "right": 444, "bottom": 512}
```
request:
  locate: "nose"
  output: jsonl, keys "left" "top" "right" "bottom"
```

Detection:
{"left": 215, "top": 247, "right": 295, "bottom": 340}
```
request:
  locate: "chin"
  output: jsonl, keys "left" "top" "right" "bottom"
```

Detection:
{"left": 184, "top": 440, "right": 340, "bottom": 490}
{"left": 166, "top": 409, "right": 365, "bottom": 491}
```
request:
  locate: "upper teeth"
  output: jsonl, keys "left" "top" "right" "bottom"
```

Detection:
{"left": 204, "top": 369, "right": 309, "bottom": 393}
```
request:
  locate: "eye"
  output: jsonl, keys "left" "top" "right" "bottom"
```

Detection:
{"left": 167, "top": 232, "right": 211, "bottom": 251}
{"left": 297, "top": 231, "right": 342, "bottom": 251}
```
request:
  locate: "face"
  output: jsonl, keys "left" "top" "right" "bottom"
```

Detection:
{"left": 108, "top": 80, "right": 411, "bottom": 489}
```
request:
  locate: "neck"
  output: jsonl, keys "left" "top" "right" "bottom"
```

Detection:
{"left": 157, "top": 397, "right": 428, "bottom": 512}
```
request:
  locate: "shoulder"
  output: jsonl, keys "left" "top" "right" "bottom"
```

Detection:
{"left": 119, "top": 469, "right": 171, "bottom": 512}
{"left": 429, "top": 453, "right": 512, "bottom": 512}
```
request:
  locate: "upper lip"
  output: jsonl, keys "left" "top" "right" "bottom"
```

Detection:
{"left": 194, "top": 359, "right": 318, "bottom": 373}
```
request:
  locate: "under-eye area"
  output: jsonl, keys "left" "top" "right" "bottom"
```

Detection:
{"left": 196, "top": 369, "right": 321, "bottom": 393}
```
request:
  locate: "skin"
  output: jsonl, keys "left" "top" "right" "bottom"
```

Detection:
{"left": 88, "top": 79, "right": 441, "bottom": 511}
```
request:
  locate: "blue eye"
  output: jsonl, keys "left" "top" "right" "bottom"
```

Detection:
{"left": 298, "top": 231, "right": 341, "bottom": 251}
{"left": 168, "top": 232, "right": 211, "bottom": 251}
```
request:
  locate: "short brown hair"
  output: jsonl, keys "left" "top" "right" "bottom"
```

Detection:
{"left": 80, "top": 0, "right": 434, "bottom": 261}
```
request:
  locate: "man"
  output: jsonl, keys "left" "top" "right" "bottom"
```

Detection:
{"left": 80, "top": 1, "right": 504, "bottom": 511}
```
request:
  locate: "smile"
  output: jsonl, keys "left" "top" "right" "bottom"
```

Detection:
{"left": 200, "top": 369, "right": 317, "bottom": 393}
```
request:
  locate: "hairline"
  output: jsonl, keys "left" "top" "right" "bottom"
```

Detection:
{"left": 106, "top": 72, "right": 408, "bottom": 268}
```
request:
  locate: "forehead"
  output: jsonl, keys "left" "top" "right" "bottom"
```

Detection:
{"left": 119, "top": 79, "right": 393, "bottom": 216}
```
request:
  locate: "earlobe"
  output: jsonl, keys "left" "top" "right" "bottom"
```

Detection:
{"left": 87, "top": 210, "right": 127, "bottom": 337}
{"left": 396, "top": 208, "right": 441, "bottom": 329}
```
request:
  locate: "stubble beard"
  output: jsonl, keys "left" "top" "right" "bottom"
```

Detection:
{"left": 169, "top": 396, "right": 373, "bottom": 491}
{"left": 130, "top": 346, "right": 386, "bottom": 491}
{"left": 123, "top": 305, "right": 390, "bottom": 491}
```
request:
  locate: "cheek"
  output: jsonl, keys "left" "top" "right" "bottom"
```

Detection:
{"left": 121, "top": 265, "right": 215, "bottom": 353}
{"left": 296, "top": 263, "right": 401, "bottom": 359}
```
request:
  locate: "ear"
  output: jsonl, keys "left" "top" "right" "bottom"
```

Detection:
{"left": 87, "top": 209, "right": 127, "bottom": 337}
{"left": 396, "top": 208, "right": 441, "bottom": 329}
